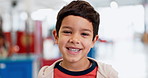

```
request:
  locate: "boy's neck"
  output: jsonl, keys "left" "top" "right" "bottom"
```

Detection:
{"left": 60, "top": 58, "right": 91, "bottom": 71}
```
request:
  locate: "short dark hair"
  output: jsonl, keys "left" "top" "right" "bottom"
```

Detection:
{"left": 55, "top": 0, "right": 100, "bottom": 40}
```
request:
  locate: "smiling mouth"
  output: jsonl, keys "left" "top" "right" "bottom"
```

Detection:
{"left": 66, "top": 47, "right": 81, "bottom": 52}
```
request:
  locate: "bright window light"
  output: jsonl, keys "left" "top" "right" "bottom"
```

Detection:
{"left": 31, "top": 9, "right": 53, "bottom": 21}
{"left": 20, "top": 12, "right": 28, "bottom": 20}
{"left": 98, "top": 5, "right": 144, "bottom": 41}
{"left": 110, "top": 1, "right": 118, "bottom": 8}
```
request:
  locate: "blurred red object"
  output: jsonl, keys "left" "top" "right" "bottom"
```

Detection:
{"left": 16, "top": 31, "right": 35, "bottom": 53}
{"left": 98, "top": 38, "right": 113, "bottom": 43}
{"left": 40, "top": 58, "right": 61, "bottom": 67}
{"left": 4, "top": 32, "right": 11, "bottom": 44}
{"left": 99, "top": 39, "right": 107, "bottom": 42}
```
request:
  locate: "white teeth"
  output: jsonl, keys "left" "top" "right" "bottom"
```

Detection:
{"left": 68, "top": 48, "right": 80, "bottom": 52}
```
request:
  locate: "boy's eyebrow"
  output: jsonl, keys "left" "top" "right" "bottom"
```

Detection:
{"left": 61, "top": 26, "right": 72, "bottom": 29}
{"left": 81, "top": 29, "right": 92, "bottom": 32}
{"left": 61, "top": 26, "right": 92, "bottom": 32}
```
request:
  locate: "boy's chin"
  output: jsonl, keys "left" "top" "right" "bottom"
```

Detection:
{"left": 64, "top": 57, "right": 81, "bottom": 63}
{"left": 64, "top": 56, "right": 87, "bottom": 63}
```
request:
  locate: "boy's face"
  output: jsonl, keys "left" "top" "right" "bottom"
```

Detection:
{"left": 53, "top": 15, "right": 98, "bottom": 63}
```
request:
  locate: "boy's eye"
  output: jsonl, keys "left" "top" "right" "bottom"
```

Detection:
{"left": 81, "top": 33, "right": 89, "bottom": 36}
{"left": 63, "top": 31, "right": 72, "bottom": 34}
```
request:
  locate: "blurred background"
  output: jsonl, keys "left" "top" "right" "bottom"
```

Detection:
{"left": 0, "top": 0, "right": 148, "bottom": 78}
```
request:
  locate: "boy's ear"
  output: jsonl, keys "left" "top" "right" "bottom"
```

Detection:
{"left": 52, "top": 29, "right": 58, "bottom": 44}
{"left": 91, "top": 35, "right": 99, "bottom": 48}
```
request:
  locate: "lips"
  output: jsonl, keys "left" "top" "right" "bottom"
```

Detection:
{"left": 66, "top": 47, "right": 82, "bottom": 54}
{"left": 67, "top": 48, "right": 80, "bottom": 52}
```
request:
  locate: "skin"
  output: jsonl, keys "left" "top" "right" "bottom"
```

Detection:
{"left": 53, "top": 15, "right": 98, "bottom": 71}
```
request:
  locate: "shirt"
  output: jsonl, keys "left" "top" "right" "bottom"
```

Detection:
{"left": 54, "top": 59, "right": 98, "bottom": 78}
{"left": 38, "top": 57, "right": 118, "bottom": 78}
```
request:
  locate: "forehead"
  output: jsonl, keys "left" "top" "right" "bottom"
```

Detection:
{"left": 61, "top": 15, "right": 93, "bottom": 31}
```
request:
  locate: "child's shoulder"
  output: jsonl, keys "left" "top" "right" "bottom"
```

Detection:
{"left": 38, "top": 59, "right": 62, "bottom": 78}
{"left": 97, "top": 61, "right": 116, "bottom": 72}
{"left": 89, "top": 58, "right": 115, "bottom": 70}
{"left": 98, "top": 62, "right": 118, "bottom": 78}
{"left": 38, "top": 66, "right": 53, "bottom": 78}
{"left": 89, "top": 58, "right": 118, "bottom": 78}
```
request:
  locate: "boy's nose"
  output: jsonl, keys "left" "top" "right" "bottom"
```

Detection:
{"left": 69, "top": 34, "right": 80, "bottom": 44}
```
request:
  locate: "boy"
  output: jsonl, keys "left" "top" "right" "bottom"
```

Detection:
{"left": 38, "top": 0, "right": 118, "bottom": 78}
